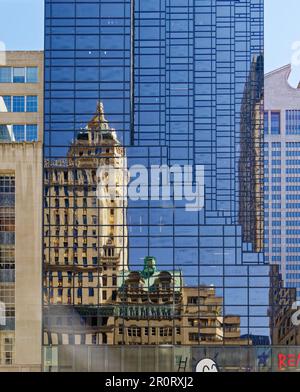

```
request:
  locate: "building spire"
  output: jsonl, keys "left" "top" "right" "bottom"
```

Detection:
{"left": 96, "top": 101, "right": 105, "bottom": 121}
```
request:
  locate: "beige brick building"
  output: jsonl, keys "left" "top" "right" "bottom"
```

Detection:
{"left": 0, "top": 51, "right": 43, "bottom": 371}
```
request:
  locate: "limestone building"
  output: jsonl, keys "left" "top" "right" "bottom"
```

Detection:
{"left": 0, "top": 51, "right": 43, "bottom": 370}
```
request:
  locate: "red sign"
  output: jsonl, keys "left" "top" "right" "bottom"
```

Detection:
{"left": 278, "top": 353, "right": 300, "bottom": 370}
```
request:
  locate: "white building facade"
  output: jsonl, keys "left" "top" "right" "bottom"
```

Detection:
{"left": 265, "top": 64, "right": 300, "bottom": 299}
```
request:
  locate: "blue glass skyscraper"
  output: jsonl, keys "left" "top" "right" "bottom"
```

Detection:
{"left": 44, "top": 0, "right": 267, "bottom": 367}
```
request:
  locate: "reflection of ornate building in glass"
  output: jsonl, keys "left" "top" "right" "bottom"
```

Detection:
{"left": 115, "top": 256, "right": 247, "bottom": 346}
{"left": 44, "top": 1, "right": 267, "bottom": 361}
{"left": 44, "top": 104, "right": 247, "bottom": 347}
{"left": 43, "top": 103, "right": 128, "bottom": 345}
{"left": 239, "top": 55, "right": 264, "bottom": 252}
{"left": 269, "top": 264, "right": 300, "bottom": 345}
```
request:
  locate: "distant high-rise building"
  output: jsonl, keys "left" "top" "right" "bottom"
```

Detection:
{"left": 265, "top": 65, "right": 300, "bottom": 299}
{"left": 0, "top": 51, "right": 43, "bottom": 370}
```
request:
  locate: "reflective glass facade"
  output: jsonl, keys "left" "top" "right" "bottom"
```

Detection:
{"left": 44, "top": 0, "right": 268, "bottom": 367}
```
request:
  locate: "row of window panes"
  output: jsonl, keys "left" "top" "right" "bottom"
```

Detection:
{"left": 120, "top": 327, "right": 180, "bottom": 337}
{"left": 0, "top": 124, "right": 38, "bottom": 142}
{"left": 0, "top": 67, "right": 38, "bottom": 83}
{"left": 286, "top": 110, "right": 300, "bottom": 135}
{"left": 0, "top": 96, "right": 38, "bottom": 113}
{"left": 264, "top": 111, "right": 280, "bottom": 135}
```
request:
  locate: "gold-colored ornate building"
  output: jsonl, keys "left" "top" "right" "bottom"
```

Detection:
{"left": 43, "top": 103, "right": 248, "bottom": 347}
{"left": 239, "top": 55, "right": 264, "bottom": 252}
{"left": 114, "top": 256, "right": 247, "bottom": 345}
{"left": 43, "top": 103, "right": 128, "bottom": 345}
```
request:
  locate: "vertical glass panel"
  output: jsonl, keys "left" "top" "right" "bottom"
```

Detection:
{"left": 271, "top": 111, "right": 280, "bottom": 135}
{"left": 26, "top": 125, "right": 38, "bottom": 141}
{"left": 264, "top": 111, "right": 269, "bottom": 134}
{"left": 12, "top": 96, "right": 25, "bottom": 112}
{"left": 0, "top": 96, "right": 11, "bottom": 112}
{"left": 12, "top": 125, "right": 25, "bottom": 141}
{"left": 26, "top": 67, "right": 38, "bottom": 83}
{"left": 13, "top": 68, "right": 25, "bottom": 83}
{"left": 0, "top": 67, "right": 11, "bottom": 83}
{"left": 26, "top": 96, "right": 38, "bottom": 112}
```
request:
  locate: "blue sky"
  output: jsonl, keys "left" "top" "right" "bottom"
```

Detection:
{"left": 0, "top": 0, "right": 299, "bottom": 81}
{"left": 0, "top": 0, "right": 44, "bottom": 51}
{"left": 265, "top": 0, "right": 300, "bottom": 86}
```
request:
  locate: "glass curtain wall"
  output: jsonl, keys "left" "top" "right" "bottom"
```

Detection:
{"left": 44, "top": 0, "right": 268, "bottom": 370}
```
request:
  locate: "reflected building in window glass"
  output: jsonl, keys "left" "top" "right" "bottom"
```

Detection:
{"left": 44, "top": 0, "right": 268, "bottom": 365}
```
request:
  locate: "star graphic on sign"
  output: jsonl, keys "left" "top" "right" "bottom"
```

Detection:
{"left": 257, "top": 351, "right": 269, "bottom": 367}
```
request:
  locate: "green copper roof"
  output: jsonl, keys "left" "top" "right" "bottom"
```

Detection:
{"left": 117, "top": 257, "right": 183, "bottom": 293}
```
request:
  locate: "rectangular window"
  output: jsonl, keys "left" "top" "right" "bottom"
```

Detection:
{"left": 88, "top": 288, "right": 94, "bottom": 297}
{"left": 26, "top": 125, "right": 38, "bottom": 141}
{"left": 26, "top": 67, "right": 38, "bottom": 83}
{"left": 26, "top": 96, "right": 38, "bottom": 112}
{"left": 271, "top": 111, "right": 280, "bottom": 135}
{"left": 286, "top": 110, "right": 300, "bottom": 135}
{"left": 264, "top": 111, "right": 269, "bottom": 134}
{"left": 0, "top": 96, "right": 11, "bottom": 112}
{"left": 0, "top": 67, "right": 11, "bottom": 82}
{"left": 13, "top": 96, "right": 25, "bottom": 112}
{"left": 13, "top": 68, "right": 25, "bottom": 83}
{"left": 13, "top": 125, "right": 25, "bottom": 141}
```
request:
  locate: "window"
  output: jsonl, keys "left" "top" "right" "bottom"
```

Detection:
{"left": 264, "top": 111, "right": 269, "bottom": 134}
{"left": 286, "top": 110, "right": 300, "bottom": 135}
{"left": 271, "top": 111, "right": 280, "bottom": 135}
{"left": 26, "top": 125, "right": 38, "bottom": 141}
{"left": 26, "top": 96, "right": 38, "bottom": 112}
{"left": 13, "top": 96, "right": 25, "bottom": 112}
{"left": 128, "top": 327, "right": 141, "bottom": 337}
{"left": 13, "top": 68, "right": 25, "bottom": 83}
{"left": 159, "top": 327, "right": 172, "bottom": 337}
{"left": 0, "top": 67, "right": 11, "bottom": 82}
{"left": 26, "top": 67, "right": 38, "bottom": 83}
{"left": 187, "top": 297, "right": 197, "bottom": 305}
{"left": 0, "top": 67, "right": 38, "bottom": 83}
{"left": 13, "top": 125, "right": 25, "bottom": 141}
{"left": 88, "top": 288, "right": 94, "bottom": 297}
{"left": 0, "top": 96, "right": 11, "bottom": 112}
